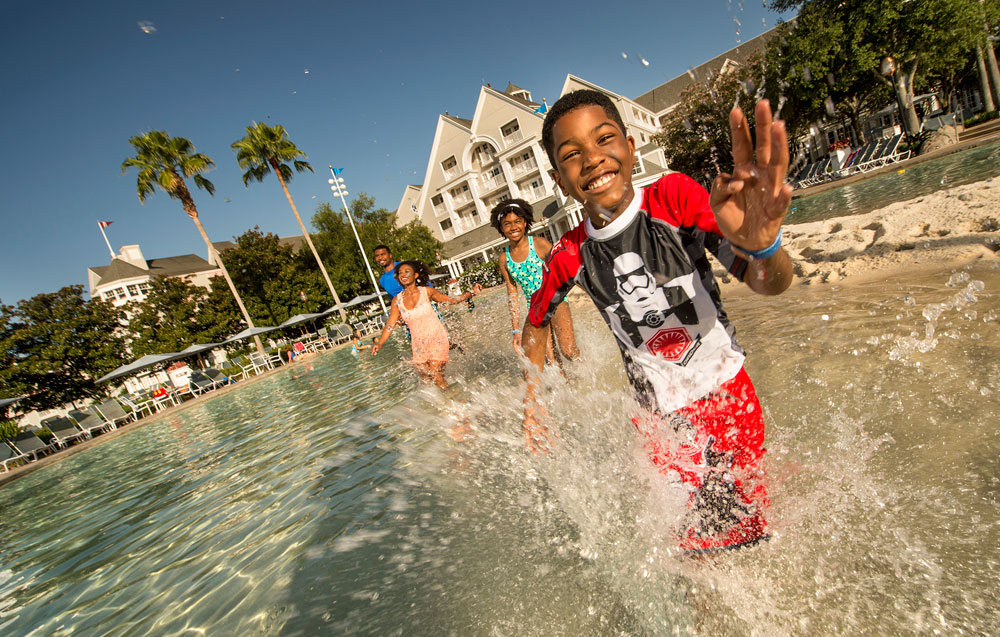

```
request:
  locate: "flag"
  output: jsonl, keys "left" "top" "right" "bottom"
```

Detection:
{"left": 98, "top": 220, "right": 113, "bottom": 228}
{"left": 332, "top": 167, "right": 344, "bottom": 175}
{"left": 533, "top": 99, "right": 548, "bottom": 115}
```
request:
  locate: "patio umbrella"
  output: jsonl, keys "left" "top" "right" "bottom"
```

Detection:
{"left": 0, "top": 395, "right": 26, "bottom": 410}
{"left": 223, "top": 325, "right": 282, "bottom": 345}
{"left": 324, "top": 293, "right": 385, "bottom": 314}
{"left": 279, "top": 313, "right": 328, "bottom": 328}
{"left": 173, "top": 342, "right": 224, "bottom": 358}
{"left": 96, "top": 352, "right": 181, "bottom": 384}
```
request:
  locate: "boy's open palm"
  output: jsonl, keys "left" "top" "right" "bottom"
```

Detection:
{"left": 709, "top": 100, "right": 793, "bottom": 254}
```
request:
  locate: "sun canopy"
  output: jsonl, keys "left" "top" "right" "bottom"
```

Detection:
{"left": 279, "top": 312, "right": 329, "bottom": 328}
{"left": 325, "top": 293, "right": 386, "bottom": 313}
{"left": 223, "top": 325, "right": 282, "bottom": 344}
{"left": 174, "top": 342, "right": 224, "bottom": 357}
{"left": 0, "top": 395, "right": 27, "bottom": 409}
{"left": 96, "top": 352, "right": 180, "bottom": 384}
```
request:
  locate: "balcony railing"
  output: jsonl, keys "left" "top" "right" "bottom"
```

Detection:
{"left": 522, "top": 186, "right": 548, "bottom": 201}
{"left": 502, "top": 129, "right": 524, "bottom": 148}
{"left": 442, "top": 167, "right": 459, "bottom": 181}
{"left": 510, "top": 157, "right": 538, "bottom": 177}
{"left": 479, "top": 173, "right": 506, "bottom": 193}
{"left": 451, "top": 190, "right": 473, "bottom": 206}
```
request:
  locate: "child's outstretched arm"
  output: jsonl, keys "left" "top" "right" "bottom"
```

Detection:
{"left": 522, "top": 320, "right": 556, "bottom": 454}
{"left": 371, "top": 300, "right": 401, "bottom": 356}
{"left": 498, "top": 258, "right": 523, "bottom": 354}
{"left": 709, "top": 99, "right": 794, "bottom": 296}
{"left": 428, "top": 284, "right": 481, "bottom": 305}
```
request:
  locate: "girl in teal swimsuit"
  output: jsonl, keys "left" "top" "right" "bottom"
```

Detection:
{"left": 491, "top": 199, "right": 579, "bottom": 362}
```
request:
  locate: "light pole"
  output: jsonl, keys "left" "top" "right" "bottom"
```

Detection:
{"left": 328, "top": 166, "right": 388, "bottom": 314}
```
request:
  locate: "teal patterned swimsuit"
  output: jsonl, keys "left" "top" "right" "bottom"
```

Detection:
{"left": 505, "top": 236, "right": 545, "bottom": 300}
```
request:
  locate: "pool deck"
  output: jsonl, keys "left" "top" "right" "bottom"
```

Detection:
{"left": 0, "top": 343, "right": 350, "bottom": 488}
{"left": 793, "top": 129, "right": 1000, "bottom": 199}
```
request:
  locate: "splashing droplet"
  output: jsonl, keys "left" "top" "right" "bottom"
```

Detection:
{"left": 621, "top": 51, "right": 628, "bottom": 60}
{"left": 824, "top": 96, "right": 836, "bottom": 116}
{"left": 803, "top": 66, "right": 812, "bottom": 82}
{"left": 137, "top": 20, "right": 157, "bottom": 34}
{"left": 827, "top": 72, "right": 835, "bottom": 87}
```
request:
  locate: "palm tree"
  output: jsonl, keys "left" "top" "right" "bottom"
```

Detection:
{"left": 121, "top": 131, "right": 266, "bottom": 355}
{"left": 231, "top": 122, "right": 347, "bottom": 322}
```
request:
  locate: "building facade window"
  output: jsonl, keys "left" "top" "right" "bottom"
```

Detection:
{"left": 501, "top": 119, "right": 523, "bottom": 146}
{"left": 632, "top": 152, "right": 644, "bottom": 175}
{"left": 127, "top": 284, "right": 140, "bottom": 296}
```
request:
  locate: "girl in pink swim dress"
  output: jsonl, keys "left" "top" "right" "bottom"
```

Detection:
{"left": 372, "top": 261, "right": 481, "bottom": 389}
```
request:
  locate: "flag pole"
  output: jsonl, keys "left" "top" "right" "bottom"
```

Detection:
{"left": 98, "top": 221, "right": 115, "bottom": 259}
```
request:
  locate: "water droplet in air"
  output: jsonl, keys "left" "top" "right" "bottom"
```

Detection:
{"left": 682, "top": 118, "right": 693, "bottom": 130}
{"left": 824, "top": 96, "right": 836, "bottom": 116}
{"left": 686, "top": 68, "right": 696, "bottom": 81}
{"left": 803, "top": 66, "right": 812, "bottom": 82}
{"left": 621, "top": 52, "right": 628, "bottom": 60}
{"left": 138, "top": 20, "right": 157, "bottom": 34}
{"left": 640, "top": 56, "right": 650, "bottom": 66}
{"left": 940, "top": 177, "right": 948, "bottom": 185}
{"left": 827, "top": 203, "right": 834, "bottom": 210}
{"left": 827, "top": 72, "right": 835, "bottom": 87}
{"left": 903, "top": 295, "right": 916, "bottom": 306}
{"left": 821, "top": 314, "right": 830, "bottom": 321}
{"left": 304, "top": 69, "right": 310, "bottom": 74}
{"left": 224, "top": 197, "right": 231, "bottom": 203}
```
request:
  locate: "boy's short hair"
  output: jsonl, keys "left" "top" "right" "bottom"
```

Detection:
{"left": 394, "top": 260, "right": 431, "bottom": 286}
{"left": 489, "top": 198, "right": 534, "bottom": 237}
{"left": 542, "top": 90, "right": 628, "bottom": 167}
{"left": 373, "top": 244, "right": 391, "bottom": 255}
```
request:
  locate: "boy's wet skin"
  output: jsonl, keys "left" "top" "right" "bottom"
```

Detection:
{"left": 549, "top": 105, "right": 636, "bottom": 228}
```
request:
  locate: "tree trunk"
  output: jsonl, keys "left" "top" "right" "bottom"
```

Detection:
{"left": 272, "top": 160, "right": 348, "bottom": 323}
{"left": 984, "top": 41, "right": 1000, "bottom": 110}
{"left": 976, "top": 45, "right": 996, "bottom": 112}
{"left": 183, "top": 199, "right": 265, "bottom": 356}
{"left": 896, "top": 66, "right": 921, "bottom": 137}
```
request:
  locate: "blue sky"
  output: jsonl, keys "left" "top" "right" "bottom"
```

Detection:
{"left": 0, "top": 0, "right": 791, "bottom": 305}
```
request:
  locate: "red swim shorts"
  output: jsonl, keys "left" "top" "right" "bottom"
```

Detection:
{"left": 633, "top": 367, "right": 769, "bottom": 554}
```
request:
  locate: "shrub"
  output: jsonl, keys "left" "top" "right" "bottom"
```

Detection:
{"left": 35, "top": 427, "right": 54, "bottom": 445}
{"left": 457, "top": 261, "right": 502, "bottom": 292}
{"left": 964, "top": 110, "right": 998, "bottom": 127}
{"left": 0, "top": 419, "right": 19, "bottom": 442}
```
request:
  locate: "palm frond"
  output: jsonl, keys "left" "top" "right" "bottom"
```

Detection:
{"left": 293, "top": 159, "right": 313, "bottom": 173}
{"left": 193, "top": 174, "right": 216, "bottom": 196}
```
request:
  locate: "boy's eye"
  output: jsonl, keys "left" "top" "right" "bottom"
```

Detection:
{"left": 599, "top": 134, "right": 614, "bottom": 143}
{"left": 561, "top": 150, "right": 579, "bottom": 162}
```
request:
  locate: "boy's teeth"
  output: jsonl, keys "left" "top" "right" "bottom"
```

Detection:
{"left": 588, "top": 173, "right": 615, "bottom": 190}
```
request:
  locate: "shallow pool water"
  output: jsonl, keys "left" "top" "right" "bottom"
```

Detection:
{"left": 789, "top": 140, "right": 1000, "bottom": 224}
{"left": 0, "top": 261, "right": 997, "bottom": 635}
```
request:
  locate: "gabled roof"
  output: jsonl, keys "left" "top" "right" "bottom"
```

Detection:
{"left": 89, "top": 258, "right": 149, "bottom": 284}
{"left": 442, "top": 114, "right": 473, "bottom": 128}
{"left": 633, "top": 27, "right": 777, "bottom": 113}
{"left": 503, "top": 82, "right": 540, "bottom": 109}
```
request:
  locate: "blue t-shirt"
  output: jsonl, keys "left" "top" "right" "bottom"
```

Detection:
{"left": 379, "top": 263, "right": 403, "bottom": 298}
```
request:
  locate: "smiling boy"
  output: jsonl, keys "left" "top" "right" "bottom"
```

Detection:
{"left": 521, "top": 90, "right": 793, "bottom": 553}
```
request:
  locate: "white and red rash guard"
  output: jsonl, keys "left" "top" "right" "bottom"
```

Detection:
{"left": 528, "top": 173, "right": 750, "bottom": 415}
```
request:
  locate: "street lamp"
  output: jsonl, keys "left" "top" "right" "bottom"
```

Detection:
{"left": 328, "top": 166, "right": 388, "bottom": 314}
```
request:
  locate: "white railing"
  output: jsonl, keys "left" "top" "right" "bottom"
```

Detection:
{"left": 451, "top": 190, "right": 473, "bottom": 206}
{"left": 510, "top": 157, "right": 538, "bottom": 177}
{"left": 479, "top": 173, "right": 506, "bottom": 192}
{"left": 523, "top": 186, "right": 548, "bottom": 201}
{"left": 442, "top": 167, "right": 458, "bottom": 181}
{"left": 503, "top": 129, "right": 524, "bottom": 147}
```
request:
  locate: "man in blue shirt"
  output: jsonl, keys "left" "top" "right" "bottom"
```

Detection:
{"left": 373, "top": 244, "right": 403, "bottom": 299}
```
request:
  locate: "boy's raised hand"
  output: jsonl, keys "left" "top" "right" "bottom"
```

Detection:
{"left": 709, "top": 100, "right": 793, "bottom": 255}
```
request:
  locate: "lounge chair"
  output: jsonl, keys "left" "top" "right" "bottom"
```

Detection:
{"left": 1, "top": 442, "right": 29, "bottom": 472}
{"left": 42, "top": 416, "right": 89, "bottom": 448}
{"left": 231, "top": 356, "right": 257, "bottom": 379}
{"left": 188, "top": 370, "right": 219, "bottom": 395}
{"left": 9, "top": 431, "right": 57, "bottom": 461}
{"left": 94, "top": 399, "right": 130, "bottom": 429}
{"left": 117, "top": 393, "right": 156, "bottom": 420}
{"left": 204, "top": 368, "right": 234, "bottom": 386}
{"left": 68, "top": 408, "right": 114, "bottom": 437}
{"left": 249, "top": 352, "right": 281, "bottom": 373}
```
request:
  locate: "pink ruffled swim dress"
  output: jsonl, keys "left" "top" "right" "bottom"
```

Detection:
{"left": 396, "top": 286, "right": 449, "bottom": 364}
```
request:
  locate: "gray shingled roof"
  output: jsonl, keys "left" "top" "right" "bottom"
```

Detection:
{"left": 442, "top": 114, "right": 473, "bottom": 129}
{"left": 503, "top": 82, "right": 541, "bottom": 109}
{"left": 633, "top": 27, "right": 777, "bottom": 113}
{"left": 89, "top": 258, "right": 148, "bottom": 284}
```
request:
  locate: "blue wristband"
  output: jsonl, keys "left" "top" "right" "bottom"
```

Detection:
{"left": 735, "top": 229, "right": 782, "bottom": 260}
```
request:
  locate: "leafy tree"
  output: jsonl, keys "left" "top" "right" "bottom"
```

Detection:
{"left": 770, "top": 0, "right": 989, "bottom": 138}
{"left": 214, "top": 227, "right": 334, "bottom": 325}
{"left": 231, "top": 122, "right": 348, "bottom": 321}
{"left": 125, "top": 277, "right": 236, "bottom": 356}
{"left": 121, "top": 131, "right": 264, "bottom": 354}
{"left": 653, "top": 57, "right": 763, "bottom": 185}
{"left": 0, "top": 286, "right": 126, "bottom": 411}
{"left": 311, "top": 193, "right": 442, "bottom": 299}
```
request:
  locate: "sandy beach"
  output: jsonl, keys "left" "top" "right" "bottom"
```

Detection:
{"left": 715, "top": 176, "right": 1000, "bottom": 293}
